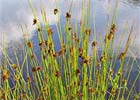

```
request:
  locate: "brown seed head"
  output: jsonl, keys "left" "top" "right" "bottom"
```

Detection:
{"left": 92, "top": 41, "right": 97, "bottom": 47}
{"left": 47, "top": 28, "right": 53, "bottom": 35}
{"left": 122, "top": 79, "right": 127, "bottom": 86}
{"left": 58, "top": 48, "right": 66, "bottom": 56}
{"left": 85, "top": 28, "right": 91, "bottom": 35}
{"left": 75, "top": 38, "right": 79, "bottom": 43}
{"left": 111, "top": 24, "right": 116, "bottom": 33}
{"left": 26, "top": 76, "right": 31, "bottom": 82}
{"left": 100, "top": 55, "right": 105, "bottom": 62}
{"left": 76, "top": 68, "right": 81, "bottom": 76}
{"left": 110, "top": 56, "right": 113, "bottom": 60}
{"left": 32, "top": 66, "right": 42, "bottom": 72}
{"left": 0, "top": 89, "right": 5, "bottom": 99}
{"left": 38, "top": 97, "right": 43, "bottom": 100}
{"left": 33, "top": 18, "right": 37, "bottom": 25}
{"left": 39, "top": 42, "right": 44, "bottom": 47}
{"left": 21, "top": 93, "right": 26, "bottom": 99}
{"left": 55, "top": 70, "right": 61, "bottom": 78}
{"left": 27, "top": 41, "right": 33, "bottom": 48}
{"left": 104, "top": 34, "right": 109, "bottom": 44}
{"left": 60, "top": 43, "right": 66, "bottom": 49}
{"left": 118, "top": 52, "right": 126, "bottom": 60}
{"left": 72, "top": 33, "right": 77, "bottom": 39}
{"left": 14, "top": 75, "right": 20, "bottom": 81}
{"left": 49, "top": 42, "right": 54, "bottom": 49}
{"left": 37, "top": 28, "right": 42, "bottom": 32}
{"left": 68, "top": 27, "right": 72, "bottom": 31}
{"left": 54, "top": 8, "right": 58, "bottom": 15}
{"left": 37, "top": 66, "right": 42, "bottom": 71}
{"left": 45, "top": 40, "right": 48, "bottom": 46}
{"left": 41, "top": 86, "right": 47, "bottom": 94}
{"left": 77, "top": 91, "right": 83, "bottom": 97}
{"left": 117, "top": 71, "right": 122, "bottom": 76}
{"left": 88, "top": 87, "right": 95, "bottom": 94}
{"left": 70, "top": 46, "right": 74, "bottom": 53}
{"left": 66, "top": 12, "right": 71, "bottom": 18}
{"left": 2, "top": 70, "right": 10, "bottom": 81}
{"left": 11, "top": 64, "right": 18, "bottom": 70}
{"left": 109, "top": 68, "right": 114, "bottom": 76}
{"left": 79, "top": 48, "right": 83, "bottom": 53}
{"left": 86, "top": 80, "right": 89, "bottom": 86}
{"left": 69, "top": 96, "right": 75, "bottom": 100}
{"left": 78, "top": 81, "right": 81, "bottom": 86}
{"left": 79, "top": 52, "right": 83, "bottom": 58}
{"left": 48, "top": 49, "right": 53, "bottom": 54}
{"left": 31, "top": 54, "right": 35, "bottom": 59}
{"left": 97, "top": 61, "right": 101, "bottom": 67}
{"left": 53, "top": 52, "right": 59, "bottom": 58}
{"left": 108, "top": 33, "right": 114, "bottom": 40}
{"left": 101, "top": 90, "right": 105, "bottom": 95}
{"left": 111, "top": 89, "right": 116, "bottom": 96}
{"left": 0, "top": 92, "right": 5, "bottom": 99}
{"left": 82, "top": 56, "right": 90, "bottom": 64}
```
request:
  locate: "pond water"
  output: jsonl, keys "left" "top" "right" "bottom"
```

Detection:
{"left": 0, "top": 0, "right": 140, "bottom": 55}
{"left": 0, "top": 0, "right": 140, "bottom": 98}
{"left": 0, "top": 0, "right": 140, "bottom": 77}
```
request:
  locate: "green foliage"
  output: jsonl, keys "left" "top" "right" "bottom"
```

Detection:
{"left": 0, "top": 0, "right": 139, "bottom": 100}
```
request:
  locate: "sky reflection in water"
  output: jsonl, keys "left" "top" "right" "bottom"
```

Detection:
{"left": 0, "top": 0, "right": 140, "bottom": 56}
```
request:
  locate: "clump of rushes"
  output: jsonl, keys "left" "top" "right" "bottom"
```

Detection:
{"left": 0, "top": 1, "right": 139, "bottom": 100}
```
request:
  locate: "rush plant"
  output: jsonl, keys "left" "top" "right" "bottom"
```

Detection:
{"left": 0, "top": 0, "right": 139, "bottom": 100}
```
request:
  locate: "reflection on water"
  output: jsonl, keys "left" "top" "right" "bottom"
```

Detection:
{"left": 0, "top": 0, "right": 140, "bottom": 96}
{"left": 0, "top": 0, "right": 140, "bottom": 53}
{"left": 127, "top": 0, "right": 140, "bottom": 6}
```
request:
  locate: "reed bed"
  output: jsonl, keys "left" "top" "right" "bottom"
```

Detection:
{"left": 0, "top": 0, "right": 140, "bottom": 100}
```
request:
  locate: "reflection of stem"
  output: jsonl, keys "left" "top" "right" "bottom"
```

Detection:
{"left": 124, "top": 22, "right": 134, "bottom": 54}
{"left": 111, "top": 0, "right": 118, "bottom": 25}
{"left": 69, "top": 0, "right": 73, "bottom": 13}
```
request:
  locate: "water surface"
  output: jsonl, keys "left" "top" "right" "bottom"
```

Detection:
{"left": 0, "top": 0, "right": 140, "bottom": 54}
{"left": 0, "top": 0, "right": 140, "bottom": 97}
